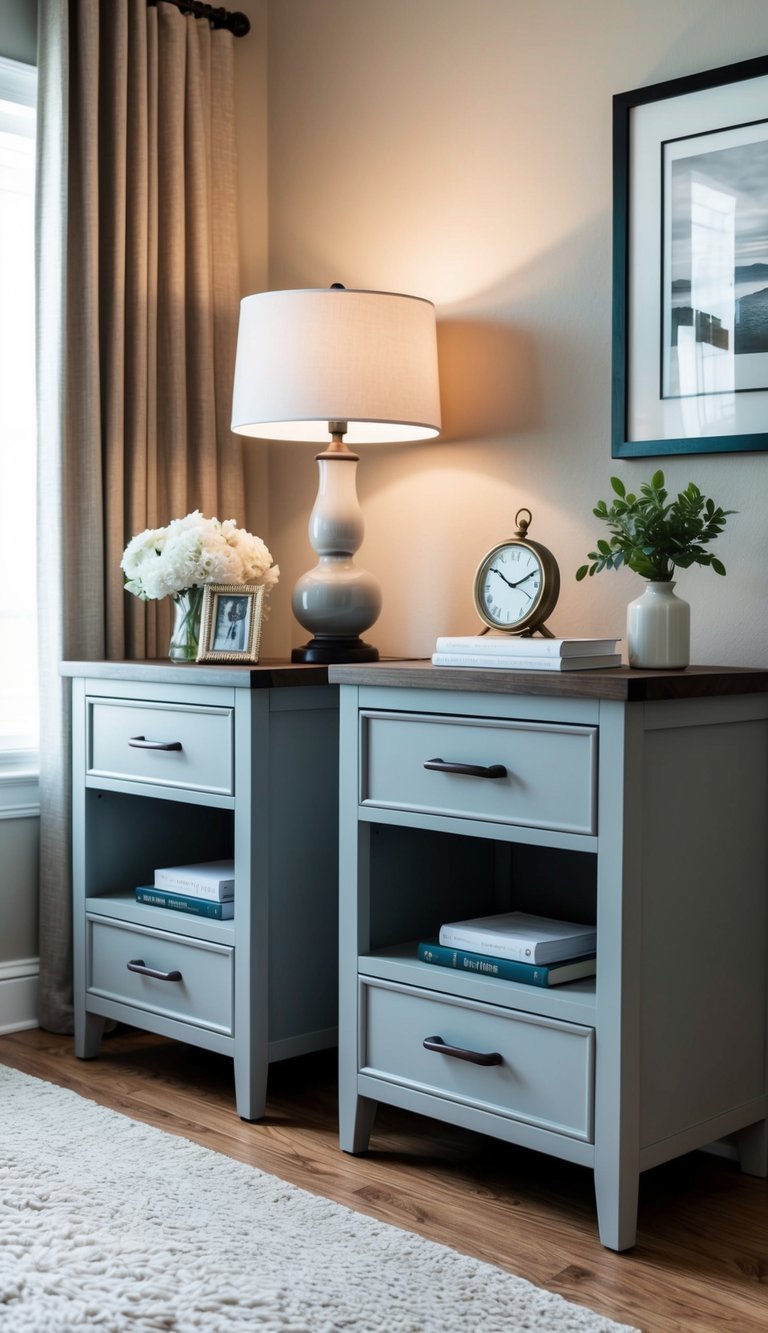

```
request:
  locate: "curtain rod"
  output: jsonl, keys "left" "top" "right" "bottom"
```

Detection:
{"left": 148, "top": 0, "right": 251, "bottom": 38}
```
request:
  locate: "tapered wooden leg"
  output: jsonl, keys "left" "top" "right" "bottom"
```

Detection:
{"left": 593, "top": 1159, "right": 639, "bottom": 1252}
{"left": 737, "top": 1119, "right": 768, "bottom": 1177}
{"left": 75, "top": 1010, "right": 106, "bottom": 1060}
{"left": 234, "top": 1051, "right": 268, "bottom": 1122}
{"left": 340, "top": 1094, "right": 378, "bottom": 1154}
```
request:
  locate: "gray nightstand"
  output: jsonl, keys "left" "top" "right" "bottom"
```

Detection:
{"left": 63, "top": 660, "right": 338, "bottom": 1121}
{"left": 329, "top": 660, "right": 768, "bottom": 1250}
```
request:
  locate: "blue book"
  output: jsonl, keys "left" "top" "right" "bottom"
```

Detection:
{"left": 135, "top": 887, "right": 234, "bottom": 920}
{"left": 417, "top": 940, "right": 595, "bottom": 987}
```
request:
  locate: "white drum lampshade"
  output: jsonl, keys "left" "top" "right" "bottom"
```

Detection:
{"left": 231, "top": 286, "right": 441, "bottom": 662}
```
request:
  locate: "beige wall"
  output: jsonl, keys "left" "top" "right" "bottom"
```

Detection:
{"left": 240, "top": 0, "right": 768, "bottom": 665}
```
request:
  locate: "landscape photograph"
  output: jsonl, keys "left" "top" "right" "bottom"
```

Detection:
{"left": 666, "top": 130, "right": 768, "bottom": 387}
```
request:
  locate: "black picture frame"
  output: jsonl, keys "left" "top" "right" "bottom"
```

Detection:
{"left": 612, "top": 53, "right": 768, "bottom": 458}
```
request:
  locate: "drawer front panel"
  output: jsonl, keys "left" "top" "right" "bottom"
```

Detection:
{"left": 361, "top": 979, "right": 594, "bottom": 1141}
{"left": 87, "top": 917, "right": 234, "bottom": 1035}
{"left": 88, "top": 699, "right": 234, "bottom": 794}
{"left": 361, "top": 711, "right": 597, "bottom": 834}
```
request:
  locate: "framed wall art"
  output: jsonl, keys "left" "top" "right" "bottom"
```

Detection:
{"left": 197, "top": 583, "right": 265, "bottom": 663}
{"left": 613, "top": 53, "right": 768, "bottom": 457}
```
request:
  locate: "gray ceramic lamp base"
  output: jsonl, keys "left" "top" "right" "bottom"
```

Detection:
{"left": 290, "top": 449, "right": 382, "bottom": 666}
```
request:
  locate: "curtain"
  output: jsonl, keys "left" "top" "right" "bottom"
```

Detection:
{"left": 35, "top": 0, "right": 245, "bottom": 1032}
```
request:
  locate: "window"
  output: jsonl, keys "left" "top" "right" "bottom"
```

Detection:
{"left": 0, "top": 56, "right": 37, "bottom": 758}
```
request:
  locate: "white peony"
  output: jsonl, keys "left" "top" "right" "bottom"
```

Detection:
{"left": 121, "top": 511, "right": 279, "bottom": 601}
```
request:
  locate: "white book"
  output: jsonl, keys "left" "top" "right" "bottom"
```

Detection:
{"left": 434, "top": 635, "right": 621, "bottom": 658}
{"left": 439, "top": 911, "right": 597, "bottom": 964}
{"left": 432, "top": 651, "right": 622, "bottom": 671}
{"left": 154, "top": 859, "right": 235, "bottom": 901}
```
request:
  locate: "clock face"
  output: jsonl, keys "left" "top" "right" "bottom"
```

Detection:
{"left": 475, "top": 542, "right": 546, "bottom": 630}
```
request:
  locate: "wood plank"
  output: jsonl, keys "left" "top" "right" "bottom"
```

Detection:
{"left": 328, "top": 660, "right": 768, "bottom": 702}
{"left": 1, "top": 1028, "right": 767, "bottom": 1332}
{"left": 60, "top": 659, "right": 331, "bottom": 689}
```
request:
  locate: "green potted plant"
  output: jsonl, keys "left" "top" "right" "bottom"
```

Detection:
{"left": 576, "top": 471, "right": 733, "bottom": 669}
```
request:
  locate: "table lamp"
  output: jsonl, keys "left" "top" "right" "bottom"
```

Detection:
{"left": 230, "top": 286, "right": 441, "bottom": 663}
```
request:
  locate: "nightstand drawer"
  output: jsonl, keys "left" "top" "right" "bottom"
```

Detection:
{"left": 360, "top": 979, "right": 594, "bottom": 1141}
{"left": 88, "top": 698, "right": 234, "bottom": 795}
{"left": 361, "top": 711, "right": 597, "bottom": 834}
{"left": 87, "top": 917, "right": 234, "bottom": 1035}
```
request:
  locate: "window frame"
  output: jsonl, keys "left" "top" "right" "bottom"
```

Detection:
{"left": 0, "top": 54, "right": 38, "bottom": 805}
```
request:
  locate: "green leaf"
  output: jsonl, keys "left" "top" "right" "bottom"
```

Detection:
{"left": 575, "top": 565, "right": 588, "bottom": 581}
{"left": 580, "top": 472, "right": 731, "bottom": 584}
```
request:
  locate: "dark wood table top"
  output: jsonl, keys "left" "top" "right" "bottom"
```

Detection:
{"left": 61, "top": 659, "right": 332, "bottom": 690}
{"left": 328, "top": 659, "right": 768, "bottom": 702}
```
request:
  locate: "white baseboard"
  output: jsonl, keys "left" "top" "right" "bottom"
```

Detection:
{"left": 0, "top": 959, "right": 39, "bottom": 1033}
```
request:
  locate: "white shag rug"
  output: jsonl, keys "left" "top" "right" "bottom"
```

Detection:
{"left": 0, "top": 1064, "right": 639, "bottom": 1332}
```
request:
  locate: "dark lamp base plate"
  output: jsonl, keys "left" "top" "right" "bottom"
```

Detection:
{"left": 291, "top": 636, "right": 379, "bottom": 665}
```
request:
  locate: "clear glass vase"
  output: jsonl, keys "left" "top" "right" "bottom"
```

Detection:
{"left": 168, "top": 586, "right": 205, "bottom": 662}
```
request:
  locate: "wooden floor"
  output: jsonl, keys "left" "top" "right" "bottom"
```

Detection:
{"left": 0, "top": 1027, "right": 766, "bottom": 1332}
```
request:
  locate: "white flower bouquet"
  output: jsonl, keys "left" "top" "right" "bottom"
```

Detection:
{"left": 121, "top": 511, "right": 279, "bottom": 602}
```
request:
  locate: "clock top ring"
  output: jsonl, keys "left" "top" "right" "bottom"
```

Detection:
{"left": 472, "top": 508, "right": 560, "bottom": 637}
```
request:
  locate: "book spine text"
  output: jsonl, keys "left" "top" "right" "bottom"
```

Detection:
{"left": 432, "top": 652, "right": 563, "bottom": 670}
{"left": 153, "top": 873, "right": 234, "bottom": 900}
{"left": 437, "top": 926, "right": 540, "bottom": 961}
{"left": 136, "top": 888, "right": 232, "bottom": 919}
{"left": 418, "top": 941, "right": 550, "bottom": 985}
{"left": 434, "top": 636, "right": 563, "bottom": 657}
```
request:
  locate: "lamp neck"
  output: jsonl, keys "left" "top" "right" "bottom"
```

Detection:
{"left": 318, "top": 421, "right": 359, "bottom": 461}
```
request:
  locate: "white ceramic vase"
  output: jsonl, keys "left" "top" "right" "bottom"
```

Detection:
{"left": 626, "top": 580, "right": 690, "bottom": 670}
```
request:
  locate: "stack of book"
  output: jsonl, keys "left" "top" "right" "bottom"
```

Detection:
{"left": 431, "top": 635, "right": 622, "bottom": 671}
{"left": 135, "top": 859, "right": 235, "bottom": 920}
{"left": 418, "top": 910, "right": 597, "bottom": 987}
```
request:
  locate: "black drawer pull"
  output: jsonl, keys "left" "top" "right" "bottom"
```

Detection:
{"left": 423, "top": 1035, "right": 503, "bottom": 1066}
{"left": 127, "top": 958, "right": 183, "bottom": 982}
{"left": 128, "top": 735, "right": 183, "bottom": 751}
{"left": 424, "top": 757, "right": 507, "bottom": 780}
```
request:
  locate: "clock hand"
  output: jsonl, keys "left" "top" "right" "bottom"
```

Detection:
{"left": 509, "top": 569, "right": 538, "bottom": 588}
{"left": 489, "top": 565, "right": 516, "bottom": 589}
{"left": 490, "top": 566, "right": 537, "bottom": 590}
{"left": 489, "top": 568, "right": 533, "bottom": 607}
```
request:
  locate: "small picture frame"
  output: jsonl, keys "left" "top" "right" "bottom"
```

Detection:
{"left": 197, "top": 583, "right": 265, "bottom": 663}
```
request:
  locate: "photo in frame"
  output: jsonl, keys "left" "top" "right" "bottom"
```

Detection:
{"left": 197, "top": 583, "right": 265, "bottom": 663}
{"left": 613, "top": 53, "right": 768, "bottom": 457}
